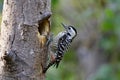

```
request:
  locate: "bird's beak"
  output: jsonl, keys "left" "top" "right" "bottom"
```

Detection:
{"left": 61, "top": 23, "right": 67, "bottom": 30}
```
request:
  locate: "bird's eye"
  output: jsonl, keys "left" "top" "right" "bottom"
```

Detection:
{"left": 67, "top": 33, "right": 71, "bottom": 36}
{"left": 68, "top": 27, "right": 71, "bottom": 30}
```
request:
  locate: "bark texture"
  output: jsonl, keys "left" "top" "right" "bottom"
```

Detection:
{"left": 0, "top": 0, "right": 51, "bottom": 80}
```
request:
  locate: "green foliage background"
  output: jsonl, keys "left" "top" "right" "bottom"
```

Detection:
{"left": 49, "top": 0, "right": 120, "bottom": 80}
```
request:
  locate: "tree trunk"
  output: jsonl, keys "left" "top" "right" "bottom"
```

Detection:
{"left": 0, "top": 0, "right": 51, "bottom": 80}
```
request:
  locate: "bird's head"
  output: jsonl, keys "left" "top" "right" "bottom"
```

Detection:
{"left": 61, "top": 23, "right": 77, "bottom": 39}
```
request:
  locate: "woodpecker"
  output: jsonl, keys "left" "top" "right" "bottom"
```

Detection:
{"left": 43, "top": 23, "right": 77, "bottom": 73}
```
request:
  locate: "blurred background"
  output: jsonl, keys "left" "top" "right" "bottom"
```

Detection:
{"left": 1, "top": 0, "right": 120, "bottom": 80}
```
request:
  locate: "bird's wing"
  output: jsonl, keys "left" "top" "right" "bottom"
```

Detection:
{"left": 50, "top": 31, "right": 66, "bottom": 53}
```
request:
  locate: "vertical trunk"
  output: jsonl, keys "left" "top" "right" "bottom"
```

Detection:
{"left": 0, "top": 0, "right": 51, "bottom": 80}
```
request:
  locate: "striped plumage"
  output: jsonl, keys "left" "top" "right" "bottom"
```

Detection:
{"left": 54, "top": 33, "right": 72, "bottom": 68}
{"left": 43, "top": 23, "right": 77, "bottom": 73}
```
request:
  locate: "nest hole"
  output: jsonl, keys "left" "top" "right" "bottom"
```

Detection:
{"left": 38, "top": 19, "right": 50, "bottom": 36}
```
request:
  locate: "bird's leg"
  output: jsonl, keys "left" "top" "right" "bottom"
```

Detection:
{"left": 43, "top": 33, "right": 56, "bottom": 73}
{"left": 46, "top": 33, "right": 53, "bottom": 46}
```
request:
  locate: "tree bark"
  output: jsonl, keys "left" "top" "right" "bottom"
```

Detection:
{"left": 0, "top": 0, "right": 51, "bottom": 80}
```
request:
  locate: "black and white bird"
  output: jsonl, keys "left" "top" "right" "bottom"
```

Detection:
{"left": 43, "top": 23, "right": 77, "bottom": 73}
